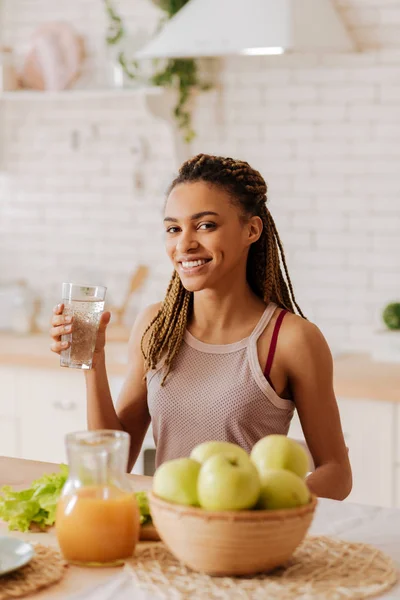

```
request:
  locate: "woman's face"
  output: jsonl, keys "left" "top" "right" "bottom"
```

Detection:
{"left": 164, "top": 182, "right": 262, "bottom": 292}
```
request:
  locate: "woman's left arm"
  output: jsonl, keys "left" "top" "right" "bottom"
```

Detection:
{"left": 283, "top": 317, "right": 352, "bottom": 500}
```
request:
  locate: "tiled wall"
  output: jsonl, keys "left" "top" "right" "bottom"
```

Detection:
{"left": 1, "top": 0, "right": 400, "bottom": 352}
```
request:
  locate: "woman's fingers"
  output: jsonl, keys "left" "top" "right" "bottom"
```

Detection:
{"left": 53, "top": 303, "right": 64, "bottom": 315}
{"left": 50, "top": 340, "right": 70, "bottom": 354}
{"left": 50, "top": 303, "right": 71, "bottom": 355}
{"left": 51, "top": 314, "right": 72, "bottom": 327}
{"left": 50, "top": 324, "right": 72, "bottom": 339}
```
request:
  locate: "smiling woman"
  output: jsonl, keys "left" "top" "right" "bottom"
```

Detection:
{"left": 50, "top": 154, "right": 352, "bottom": 502}
{"left": 164, "top": 209, "right": 216, "bottom": 276}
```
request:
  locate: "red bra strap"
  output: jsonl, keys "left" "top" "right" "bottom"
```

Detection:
{"left": 264, "top": 310, "right": 288, "bottom": 382}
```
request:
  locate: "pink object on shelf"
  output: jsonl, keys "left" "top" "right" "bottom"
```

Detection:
{"left": 20, "top": 22, "right": 85, "bottom": 91}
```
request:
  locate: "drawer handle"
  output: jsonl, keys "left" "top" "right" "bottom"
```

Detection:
{"left": 53, "top": 401, "right": 77, "bottom": 411}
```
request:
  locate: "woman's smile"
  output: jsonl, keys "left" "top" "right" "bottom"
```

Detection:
{"left": 177, "top": 257, "right": 212, "bottom": 276}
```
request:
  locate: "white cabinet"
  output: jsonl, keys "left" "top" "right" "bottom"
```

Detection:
{"left": 339, "top": 398, "right": 394, "bottom": 508}
{"left": 108, "top": 376, "right": 125, "bottom": 405}
{"left": 0, "top": 417, "right": 18, "bottom": 457}
{"left": 0, "top": 365, "right": 126, "bottom": 464}
{"left": 289, "top": 397, "right": 396, "bottom": 508}
{"left": 0, "top": 366, "right": 18, "bottom": 417}
{"left": 17, "top": 367, "right": 87, "bottom": 463}
{"left": 16, "top": 369, "right": 126, "bottom": 464}
{"left": 287, "top": 410, "right": 303, "bottom": 441}
{"left": 396, "top": 467, "right": 400, "bottom": 509}
{"left": 396, "top": 403, "right": 400, "bottom": 463}
{"left": 0, "top": 367, "right": 18, "bottom": 457}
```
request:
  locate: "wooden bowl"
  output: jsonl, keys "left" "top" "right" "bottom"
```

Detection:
{"left": 149, "top": 491, "right": 317, "bottom": 576}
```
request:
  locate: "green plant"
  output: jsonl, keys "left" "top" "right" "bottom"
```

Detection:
{"left": 382, "top": 303, "right": 400, "bottom": 330}
{"left": 104, "top": 0, "right": 209, "bottom": 142}
{"left": 151, "top": 58, "right": 201, "bottom": 142}
{"left": 104, "top": 0, "right": 140, "bottom": 80}
{"left": 156, "top": 0, "right": 190, "bottom": 19}
{"left": 105, "top": 0, "right": 124, "bottom": 45}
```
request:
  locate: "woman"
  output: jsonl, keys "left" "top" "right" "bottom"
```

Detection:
{"left": 50, "top": 154, "right": 352, "bottom": 500}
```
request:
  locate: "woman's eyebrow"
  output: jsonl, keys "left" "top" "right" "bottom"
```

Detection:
{"left": 163, "top": 211, "right": 219, "bottom": 223}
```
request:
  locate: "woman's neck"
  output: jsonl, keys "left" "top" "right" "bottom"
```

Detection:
{"left": 189, "top": 282, "right": 267, "bottom": 343}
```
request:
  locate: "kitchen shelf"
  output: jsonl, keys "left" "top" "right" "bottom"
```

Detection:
{"left": 0, "top": 87, "right": 163, "bottom": 100}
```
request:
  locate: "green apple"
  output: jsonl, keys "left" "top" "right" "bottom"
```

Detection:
{"left": 197, "top": 454, "right": 261, "bottom": 511}
{"left": 190, "top": 440, "right": 249, "bottom": 464}
{"left": 251, "top": 435, "right": 310, "bottom": 479}
{"left": 153, "top": 458, "right": 201, "bottom": 506}
{"left": 257, "top": 468, "right": 310, "bottom": 510}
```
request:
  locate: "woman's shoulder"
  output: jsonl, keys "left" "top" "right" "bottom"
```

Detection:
{"left": 279, "top": 311, "right": 334, "bottom": 373}
{"left": 280, "top": 311, "right": 326, "bottom": 344}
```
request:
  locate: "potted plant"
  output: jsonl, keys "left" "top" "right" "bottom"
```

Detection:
{"left": 371, "top": 302, "right": 400, "bottom": 363}
{"left": 382, "top": 303, "right": 400, "bottom": 331}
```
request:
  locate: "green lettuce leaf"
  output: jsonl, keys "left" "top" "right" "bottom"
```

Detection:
{"left": 0, "top": 463, "right": 152, "bottom": 531}
{"left": 0, "top": 464, "right": 68, "bottom": 532}
{"left": 135, "top": 491, "right": 152, "bottom": 525}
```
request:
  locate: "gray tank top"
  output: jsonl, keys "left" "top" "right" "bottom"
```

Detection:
{"left": 147, "top": 303, "right": 294, "bottom": 467}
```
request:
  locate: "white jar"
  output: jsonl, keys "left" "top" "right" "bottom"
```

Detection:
{"left": 0, "top": 46, "right": 18, "bottom": 92}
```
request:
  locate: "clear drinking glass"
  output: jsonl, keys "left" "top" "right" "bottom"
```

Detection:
{"left": 55, "top": 430, "right": 140, "bottom": 567}
{"left": 60, "top": 283, "right": 107, "bottom": 370}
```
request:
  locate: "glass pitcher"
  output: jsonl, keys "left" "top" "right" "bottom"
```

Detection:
{"left": 55, "top": 430, "right": 140, "bottom": 567}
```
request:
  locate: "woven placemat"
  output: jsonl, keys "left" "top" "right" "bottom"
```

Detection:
{"left": 0, "top": 544, "right": 67, "bottom": 600}
{"left": 128, "top": 536, "right": 398, "bottom": 600}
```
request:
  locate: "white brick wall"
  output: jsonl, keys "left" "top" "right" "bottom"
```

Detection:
{"left": 1, "top": 0, "right": 400, "bottom": 352}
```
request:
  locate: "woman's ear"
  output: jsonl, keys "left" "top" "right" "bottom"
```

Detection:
{"left": 247, "top": 216, "right": 263, "bottom": 245}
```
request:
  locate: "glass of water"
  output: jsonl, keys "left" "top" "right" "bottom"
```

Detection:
{"left": 60, "top": 283, "right": 107, "bottom": 370}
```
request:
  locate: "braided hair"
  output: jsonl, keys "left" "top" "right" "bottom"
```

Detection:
{"left": 141, "top": 154, "right": 304, "bottom": 383}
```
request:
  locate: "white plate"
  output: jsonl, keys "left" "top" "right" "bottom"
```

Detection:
{"left": 0, "top": 536, "right": 34, "bottom": 576}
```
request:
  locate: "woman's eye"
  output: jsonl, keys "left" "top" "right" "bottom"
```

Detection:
{"left": 166, "top": 222, "right": 215, "bottom": 234}
{"left": 198, "top": 222, "right": 216, "bottom": 230}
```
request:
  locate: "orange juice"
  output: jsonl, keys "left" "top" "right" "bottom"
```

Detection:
{"left": 55, "top": 486, "right": 140, "bottom": 566}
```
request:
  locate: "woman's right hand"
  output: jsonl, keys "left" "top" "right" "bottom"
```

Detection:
{"left": 49, "top": 303, "right": 72, "bottom": 355}
{"left": 49, "top": 303, "right": 111, "bottom": 356}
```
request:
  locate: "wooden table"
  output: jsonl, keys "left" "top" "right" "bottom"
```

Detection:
{"left": 1, "top": 457, "right": 400, "bottom": 599}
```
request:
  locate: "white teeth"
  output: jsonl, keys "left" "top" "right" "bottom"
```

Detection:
{"left": 181, "top": 259, "right": 208, "bottom": 269}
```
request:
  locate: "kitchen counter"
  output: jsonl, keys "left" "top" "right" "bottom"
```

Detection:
{"left": 332, "top": 353, "right": 400, "bottom": 403}
{"left": 1, "top": 332, "right": 400, "bottom": 402}
{"left": 0, "top": 332, "right": 129, "bottom": 376}
{"left": 1, "top": 456, "right": 400, "bottom": 599}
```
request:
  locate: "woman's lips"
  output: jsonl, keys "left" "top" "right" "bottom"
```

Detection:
{"left": 178, "top": 258, "right": 212, "bottom": 274}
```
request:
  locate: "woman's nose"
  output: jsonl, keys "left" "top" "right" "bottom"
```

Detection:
{"left": 176, "top": 231, "right": 199, "bottom": 254}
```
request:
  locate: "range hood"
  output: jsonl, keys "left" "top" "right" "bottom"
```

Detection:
{"left": 136, "top": 0, "right": 354, "bottom": 59}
